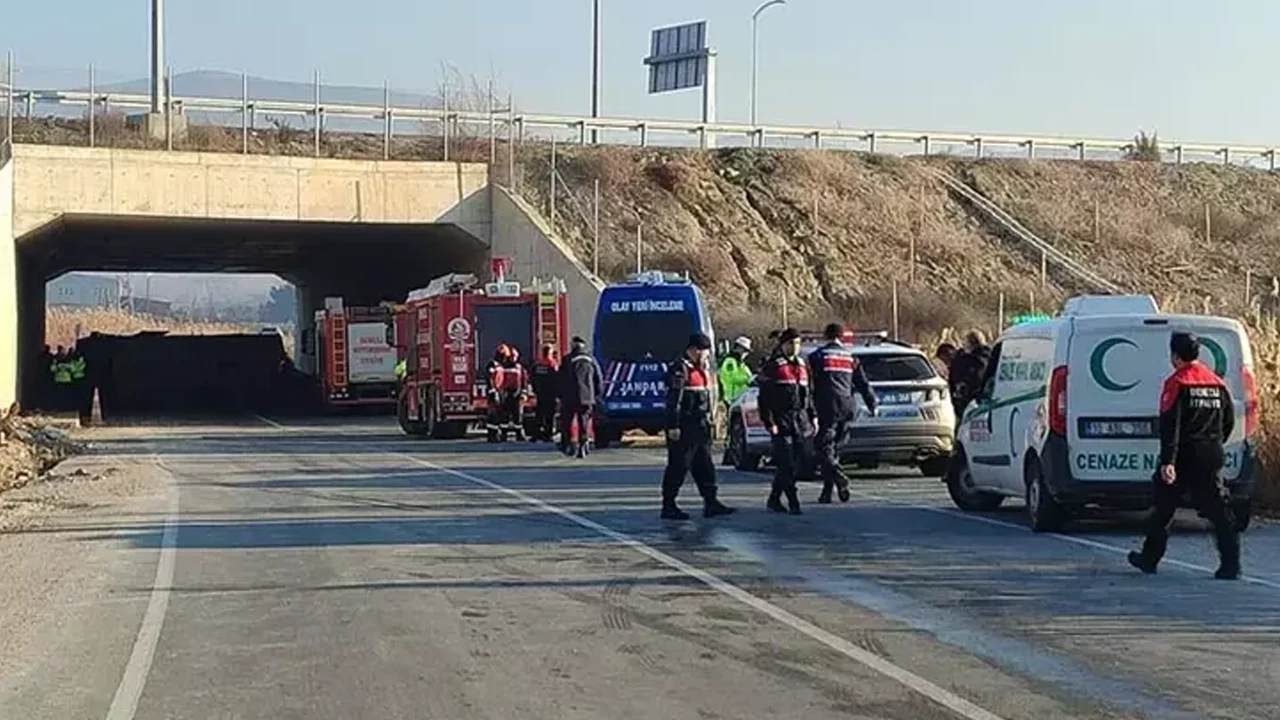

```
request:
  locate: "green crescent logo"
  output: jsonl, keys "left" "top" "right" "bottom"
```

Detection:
{"left": 1199, "top": 337, "right": 1228, "bottom": 377}
{"left": 1090, "top": 337, "right": 1140, "bottom": 392}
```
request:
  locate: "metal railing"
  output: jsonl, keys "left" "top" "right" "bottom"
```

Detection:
{"left": 8, "top": 81, "right": 1280, "bottom": 168}
{"left": 928, "top": 168, "right": 1124, "bottom": 295}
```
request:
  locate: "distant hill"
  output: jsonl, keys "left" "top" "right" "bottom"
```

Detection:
{"left": 89, "top": 70, "right": 440, "bottom": 108}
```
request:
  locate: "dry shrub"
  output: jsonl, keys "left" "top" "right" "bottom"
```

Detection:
{"left": 647, "top": 159, "right": 690, "bottom": 192}
{"left": 645, "top": 246, "right": 735, "bottom": 291}
{"left": 45, "top": 308, "right": 284, "bottom": 351}
{"left": 1248, "top": 319, "right": 1280, "bottom": 509}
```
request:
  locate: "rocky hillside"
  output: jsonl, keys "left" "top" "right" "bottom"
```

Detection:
{"left": 516, "top": 147, "right": 1280, "bottom": 339}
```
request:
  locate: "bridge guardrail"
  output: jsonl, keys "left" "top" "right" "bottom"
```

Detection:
{"left": 8, "top": 83, "right": 1280, "bottom": 169}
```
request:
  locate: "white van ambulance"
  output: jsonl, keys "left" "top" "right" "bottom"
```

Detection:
{"left": 949, "top": 295, "right": 1259, "bottom": 532}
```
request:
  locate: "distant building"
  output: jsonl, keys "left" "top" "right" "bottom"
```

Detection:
{"left": 122, "top": 297, "right": 174, "bottom": 317}
{"left": 47, "top": 273, "right": 120, "bottom": 309}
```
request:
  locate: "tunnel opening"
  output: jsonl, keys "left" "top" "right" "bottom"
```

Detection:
{"left": 18, "top": 214, "right": 488, "bottom": 418}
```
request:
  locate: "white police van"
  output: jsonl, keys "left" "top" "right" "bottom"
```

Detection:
{"left": 950, "top": 295, "right": 1259, "bottom": 532}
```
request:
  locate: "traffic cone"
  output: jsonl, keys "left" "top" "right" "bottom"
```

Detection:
{"left": 80, "top": 387, "right": 103, "bottom": 428}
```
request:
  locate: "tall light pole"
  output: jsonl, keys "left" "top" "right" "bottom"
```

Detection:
{"left": 151, "top": 0, "right": 165, "bottom": 115}
{"left": 750, "top": 0, "right": 786, "bottom": 127}
{"left": 590, "top": 0, "right": 601, "bottom": 143}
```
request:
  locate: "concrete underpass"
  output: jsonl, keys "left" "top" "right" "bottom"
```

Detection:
{"left": 0, "top": 143, "right": 603, "bottom": 410}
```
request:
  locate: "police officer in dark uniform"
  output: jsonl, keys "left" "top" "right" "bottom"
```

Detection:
{"left": 759, "top": 328, "right": 812, "bottom": 515}
{"left": 661, "top": 333, "right": 736, "bottom": 520}
{"left": 1129, "top": 332, "right": 1241, "bottom": 580}
{"left": 809, "top": 323, "right": 878, "bottom": 504}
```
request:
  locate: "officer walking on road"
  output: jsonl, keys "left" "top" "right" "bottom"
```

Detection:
{"left": 1129, "top": 332, "right": 1241, "bottom": 580}
{"left": 759, "top": 328, "right": 812, "bottom": 515}
{"left": 559, "top": 337, "right": 603, "bottom": 458}
{"left": 809, "top": 323, "right": 878, "bottom": 504}
{"left": 661, "top": 333, "right": 736, "bottom": 520}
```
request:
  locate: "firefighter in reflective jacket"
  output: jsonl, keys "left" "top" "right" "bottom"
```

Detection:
{"left": 809, "top": 323, "right": 878, "bottom": 504}
{"left": 759, "top": 328, "right": 812, "bottom": 515}
{"left": 1129, "top": 332, "right": 1241, "bottom": 579}
{"left": 661, "top": 333, "right": 737, "bottom": 521}
{"left": 487, "top": 344, "right": 527, "bottom": 441}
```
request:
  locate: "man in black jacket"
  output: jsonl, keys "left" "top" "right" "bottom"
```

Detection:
{"left": 559, "top": 337, "right": 603, "bottom": 458}
{"left": 1129, "top": 332, "right": 1241, "bottom": 580}
{"left": 809, "top": 323, "right": 878, "bottom": 504}
{"left": 759, "top": 328, "right": 812, "bottom": 515}
{"left": 661, "top": 333, "right": 736, "bottom": 520}
{"left": 948, "top": 330, "right": 991, "bottom": 419}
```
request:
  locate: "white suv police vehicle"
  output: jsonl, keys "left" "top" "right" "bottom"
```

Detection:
{"left": 949, "top": 295, "right": 1259, "bottom": 532}
{"left": 723, "top": 331, "right": 955, "bottom": 477}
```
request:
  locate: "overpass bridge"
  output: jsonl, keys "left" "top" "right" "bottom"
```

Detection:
{"left": 0, "top": 143, "right": 602, "bottom": 409}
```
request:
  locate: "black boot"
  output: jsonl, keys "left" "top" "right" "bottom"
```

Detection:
{"left": 766, "top": 492, "right": 787, "bottom": 514}
{"left": 817, "top": 486, "right": 833, "bottom": 504}
{"left": 704, "top": 498, "right": 736, "bottom": 518}
{"left": 785, "top": 488, "right": 803, "bottom": 515}
{"left": 1127, "top": 551, "right": 1157, "bottom": 575}
{"left": 576, "top": 442, "right": 589, "bottom": 459}
{"left": 661, "top": 502, "right": 690, "bottom": 521}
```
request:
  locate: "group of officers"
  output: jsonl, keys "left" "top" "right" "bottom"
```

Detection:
{"left": 657, "top": 325, "right": 1243, "bottom": 579}
{"left": 660, "top": 323, "right": 880, "bottom": 520}
{"left": 35, "top": 344, "right": 94, "bottom": 421}
{"left": 483, "top": 337, "right": 604, "bottom": 457}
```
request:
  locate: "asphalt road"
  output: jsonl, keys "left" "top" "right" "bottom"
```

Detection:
{"left": 1, "top": 417, "right": 1278, "bottom": 720}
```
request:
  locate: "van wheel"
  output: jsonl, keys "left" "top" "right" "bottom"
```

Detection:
{"left": 1025, "top": 459, "right": 1066, "bottom": 533}
{"left": 1231, "top": 499, "right": 1252, "bottom": 533}
{"left": 946, "top": 450, "right": 1005, "bottom": 512}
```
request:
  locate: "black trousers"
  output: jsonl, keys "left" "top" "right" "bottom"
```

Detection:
{"left": 1139, "top": 449, "right": 1239, "bottom": 570}
{"left": 770, "top": 418, "right": 808, "bottom": 498}
{"left": 490, "top": 391, "right": 523, "bottom": 426}
{"left": 534, "top": 399, "right": 557, "bottom": 439}
{"left": 662, "top": 431, "right": 717, "bottom": 505}
{"left": 559, "top": 404, "right": 593, "bottom": 445}
{"left": 816, "top": 415, "right": 852, "bottom": 495}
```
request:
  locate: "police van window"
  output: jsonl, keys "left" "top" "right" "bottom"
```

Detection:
{"left": 859, "top": 353, "right": 936, "bottom": 382}
{"left": 598, "top": 308, "right": 696, "bottom": 362}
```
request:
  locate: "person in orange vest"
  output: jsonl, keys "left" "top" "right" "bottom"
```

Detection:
{"left": 530, "top": 344, "right": 560, "bottom": 442}
{"left": 487, "top": 344, "right": 527, "bottom": 442}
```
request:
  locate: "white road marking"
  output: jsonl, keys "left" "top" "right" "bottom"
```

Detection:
{"left": 850, "top": 487, "right": 1280, "bottom": 591}
{"left": 401, "top": 453, "right": 1009, "bottom": 720}
{"left": 105, "top": 457, "right": 180, "bottom": 720}
{"left": 254, "top": 414, "right": 287, "bottom": 430}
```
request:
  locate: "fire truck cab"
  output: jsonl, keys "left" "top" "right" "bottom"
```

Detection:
{"left": 310, "top": 298, "right": 401, "bottom": 411}
{"left": 396, "top": 258, "right": 569, "bottom": 439}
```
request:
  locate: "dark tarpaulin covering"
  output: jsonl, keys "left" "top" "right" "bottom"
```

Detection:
{"left": 77, "top": 332, "right": 310, "bottom": 417}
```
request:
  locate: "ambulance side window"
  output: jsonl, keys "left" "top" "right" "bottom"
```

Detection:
{"left": 979, "top": 342, "right": 1003, "bottom": 400}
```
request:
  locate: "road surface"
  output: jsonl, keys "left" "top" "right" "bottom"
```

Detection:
{"left": 0, "top": 418, "right": 1276, "bottom": 720}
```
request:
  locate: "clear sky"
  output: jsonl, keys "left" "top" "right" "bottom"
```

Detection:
{"left": 4, "top": 0, "right": 1279, "bottom": 144}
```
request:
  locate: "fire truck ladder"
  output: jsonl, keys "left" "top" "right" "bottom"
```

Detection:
{"left": 536, "top": 290, "right": 561, "bottom": 350}
{"left": 330, "top": 313, "right": 348, "bottom": 389}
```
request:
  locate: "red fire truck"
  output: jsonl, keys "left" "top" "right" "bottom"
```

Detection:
{"left": 311, "top": 299, "right": 402, "bottom": 411}
{"left": 396, "top": 258, "right": 569, "bottom": 438}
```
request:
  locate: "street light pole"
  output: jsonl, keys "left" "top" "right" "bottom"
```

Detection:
{"left": 750, "top": 0, "right": 786, "bottom": 128}
{"left": 151, "top": 0, "right": 165, "bottom": 115}
{"left": 590, "top": 0, "right": 601, "bottom": 144}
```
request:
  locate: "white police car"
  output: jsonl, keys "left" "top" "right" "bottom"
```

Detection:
{"left": 722, "top": 331, "right": 956, "bottom": 477}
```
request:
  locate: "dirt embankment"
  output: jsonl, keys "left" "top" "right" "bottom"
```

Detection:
{"left": 519, "top": 147, "right": 1280, "bottom": 339}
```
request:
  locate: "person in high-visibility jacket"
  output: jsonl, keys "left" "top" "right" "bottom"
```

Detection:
{"left": 718, "top": 336, "right": 755, "bottom": 406}
{"left": 487, "top": 344, "right": 528, "bottom": 441}
{"left": 394, "top": 358, "right": 407, "bottom": 382}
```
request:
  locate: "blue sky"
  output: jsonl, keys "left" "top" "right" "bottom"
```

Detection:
{"left": 4, "top": 0, "right": 1279, "bottom": 144}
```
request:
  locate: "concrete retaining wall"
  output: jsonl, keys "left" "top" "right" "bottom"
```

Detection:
{"left": 0, "top": 157, "right": 14, "bottom": 409}
{"left": 490, "top": 186, "right": 603, "bottom": 343}
{"left": 12, "top": 144, "right": 491, "bottom": 240}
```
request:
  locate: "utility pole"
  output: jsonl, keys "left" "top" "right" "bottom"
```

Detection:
{"left": 151, "top": 0, "right": 165, "bottom": 115}
{"left": 750, "top": 0, "right": 787, "bottom": 127}
{"left": 590, "top": 0, "right": 601, "bottom": 144}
